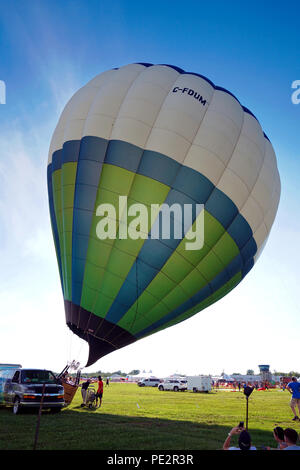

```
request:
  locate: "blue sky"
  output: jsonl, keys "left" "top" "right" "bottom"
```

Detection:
{"left": 0, "top": 0, "right": 299, "bottom": 376}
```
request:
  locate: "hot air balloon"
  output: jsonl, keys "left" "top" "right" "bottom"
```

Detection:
{"left": 47, "top": 63, "right": 280, "bottom": 367}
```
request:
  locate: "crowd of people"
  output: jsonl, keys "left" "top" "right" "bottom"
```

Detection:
{"left": 212, "top": 380, "right": 272, "bottom": 391}
{"left": 223, "top": 425, "right": 300, "bottom": 451}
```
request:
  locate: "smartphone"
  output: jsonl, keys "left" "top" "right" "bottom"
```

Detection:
{"left": 238, "top": 421, "right": 244, "bottom": 428}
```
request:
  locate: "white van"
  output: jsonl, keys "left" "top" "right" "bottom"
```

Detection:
{"left": 187, "top": 376, "right": 211, "bottom": 393}
{"left": 137, "top": 377, "right": 161, "bottom": 387}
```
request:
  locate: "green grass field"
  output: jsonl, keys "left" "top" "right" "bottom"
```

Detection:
{"left": 0, "top": 384, "right": 299, "bottom": 450}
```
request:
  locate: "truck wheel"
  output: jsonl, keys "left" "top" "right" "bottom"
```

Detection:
{"left": 13, "top": 397, "right": 21, "bottom": 415}
{"left": 158, "top": 386, "right": 164, "bottom": 391}
{"left": 193, "top": 388, "right": 197, "bottom": 393}
{"left": 173, "top": 386, "right": 179, "bottom": 392}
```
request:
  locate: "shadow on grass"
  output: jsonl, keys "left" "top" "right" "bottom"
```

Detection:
{"left": 0, "top": 405, "right": 280, "bottom": 451}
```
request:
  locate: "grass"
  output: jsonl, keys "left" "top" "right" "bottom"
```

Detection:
{"left": 0, "top": 384, "right": 298, "bottom": 450}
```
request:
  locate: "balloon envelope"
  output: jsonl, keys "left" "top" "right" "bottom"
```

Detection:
{"left": 47, "top": 63, "right": 280, "bottom": 366}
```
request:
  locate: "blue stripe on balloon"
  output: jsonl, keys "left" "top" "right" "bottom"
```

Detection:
{"left": 105, "top": 140, "right": 143, "bottom": 173}
{"left": 47, "top": 163, "right": 64, "bottom": 293}
{"left": 139, "top": 150, "right": 180, "bottom": 186}
{"left": 62, "top": 140, "right": 81, "bottom": 164}
{"left": 79, "top": 135, "right": 109, "bottom": 162}
{"left": 241, "top": 257, "right": 254, "bottom": 278}
{"left": 172, "top": 165, "right": 214, "bottom": 202}
{"left": 227, "top": 213, "right": 253, "bottom": 250}
{"left": 240, "top": 237, "right": 257, "bottom": 263}
{"left": 51, "top": 148, "right": 63, "bottom": 172}
{"left": 205, "top": 188, "right": 238, "bottom": 229}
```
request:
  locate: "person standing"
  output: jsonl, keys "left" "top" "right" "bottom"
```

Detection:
{"left": 287, "top": 377, "right": 300, "bottom": 421}
{"left": 96, "top": 375, "right": 104, "bottom": 408}
{"left": 81, "top": 379, "right": 90, "bottom": 406}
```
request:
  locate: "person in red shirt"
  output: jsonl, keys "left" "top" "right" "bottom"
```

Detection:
{"left": 95, "top": 376, "right": 104, "bottom": 408}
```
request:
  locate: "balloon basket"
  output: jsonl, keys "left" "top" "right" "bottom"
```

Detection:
{"left": 62, "top": 381, "right": 78, "bottom": 406}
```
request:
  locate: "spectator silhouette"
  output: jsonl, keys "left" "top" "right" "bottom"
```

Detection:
{"left": 223, "top": 426, "right": 256, "bottom": 450}
{"left": 282, "top": 428, "right": 300, "bottom": 450}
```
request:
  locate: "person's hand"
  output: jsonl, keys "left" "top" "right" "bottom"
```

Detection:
{"left": 229, "top": 426, "right": 243, "bottom": 435}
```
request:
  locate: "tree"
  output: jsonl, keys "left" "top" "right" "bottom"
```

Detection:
{"left": 246, "top": 369, "right": 254, "bottom": 375}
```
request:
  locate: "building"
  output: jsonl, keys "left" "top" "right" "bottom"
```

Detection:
{"left": 212, "top": 366, "right": 281, "bottom": 385}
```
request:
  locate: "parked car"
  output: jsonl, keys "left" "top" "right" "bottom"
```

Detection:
{"left": 137, "top": 377, "right": 161, "bottom": 387}
{"left": 158, "top": 378, "right": 187, "bottom": 392}
{"left": 0, "top": 366, "right": 65, "bottom": 414}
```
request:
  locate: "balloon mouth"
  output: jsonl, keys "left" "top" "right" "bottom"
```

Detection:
{"left": 64, "top": 301, "right": 137, "bottom": 367}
